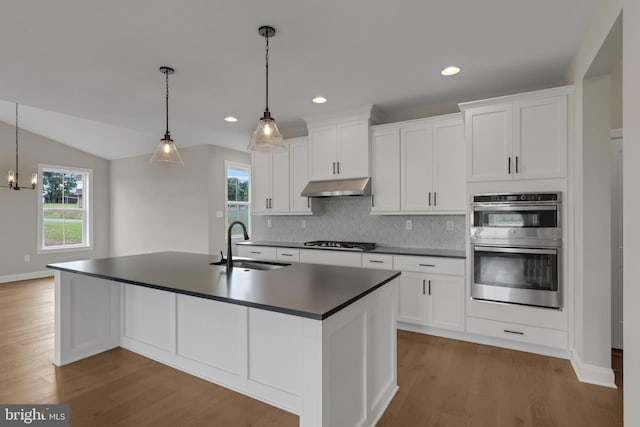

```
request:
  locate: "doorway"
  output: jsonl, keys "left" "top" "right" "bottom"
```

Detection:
{"left": 610, "top": 130, "right": 623, "bottom": 350}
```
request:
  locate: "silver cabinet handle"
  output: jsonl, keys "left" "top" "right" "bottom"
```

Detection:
{"left": 508, "top": 157, "right": 511, "bottom": 174}
{"left": 434, "top": 192, "right": 437, "bottom": 206}
{"left": 515, "top": 156, "right": 519, "bottom": 174}
{"left": 504, "top": 329, "right": 524, "bottom": 335}
{"left": 281, "top": 253, "right": 294, "bottom": 257}
{"left": 336, "top": 161, "right": 340, "bottom": 174}
{"left": 269, "top": 198, "right": 272, "bottom": 209}
{"left": 422, "top": 280, "right": 426, "bottom": 295}
{"left": 333, "top": 162, "right": 336, "bottom": 174}
{"left": 371, "top": 195, "right": 375, "bottom": 207}
{"left": 250, "top": 251, "right": 261, "bottom": 254}
{"left": 428, "top": 192, "right": 431, "bottom": 206}
{"left": 307, "top": 197, "right": 310, "bottom": 208}
{"left": 418, "top": 263, "right": 435, "bottom": 267}
{"left": 428, "top": 279, "right": 431, "bottom": 295}
{"left": 266, "top": 198, "right": 269, "bottom": 209}
{"left": 368, "top": 260, "right": 384, "bottom": 264}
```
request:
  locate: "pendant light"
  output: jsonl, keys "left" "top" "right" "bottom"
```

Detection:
{"left": 247, "top": 25, "right": 286, "bottom": 152}
{"left": 5, "top": 103, "right": 37, "bottom": 191}
{"left": 150, "top": 66, "right": 184, "bottom": 165}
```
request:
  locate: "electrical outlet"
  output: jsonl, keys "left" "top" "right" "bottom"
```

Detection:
{"left": 267, "top": 218, "right": 272, "bottom": 228}
{"left": 301, "top": 219, "right": 306, "bottom": 229}
{"left": 24, "top": 255, "right": 30, "bottom": 262}
{"left": 406, "top": 220, "right": 412, "bottom": 231}
{"left": 446, "top": 220, "right": 454, "bottom": 231}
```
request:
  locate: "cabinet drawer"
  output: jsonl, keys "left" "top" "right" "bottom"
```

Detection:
{"left": 362, "top": 254, "right": 394, "bottom": 270}
{"left": 299, "top": 249, "right": 362, "bottom": 267}
{"left": 466, "top": 317, "right": 567, "bottom": 350}
{"left": 237, "top": 246, "right": 278, "bottom": 261}
{"left": 393, "top": 255, "right": 464, "bottom": 275}
{"left": 276, "top": 248, "right": 300, "bottom": 262}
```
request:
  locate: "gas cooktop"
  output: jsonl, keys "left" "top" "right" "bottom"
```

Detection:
{"left": 303, "top": 241, "right": 376, "bottom": 251}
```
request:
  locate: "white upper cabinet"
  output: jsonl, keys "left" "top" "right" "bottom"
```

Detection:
{"left": 305, "top": 105, "right": 379, "bottom": 182}
{"left": 251, "top": 149, "right": 290, "bottom": 215}
{"left": 288, "top": 137, "right": 312, "bottom": 213}
{"left": 308, "top": 120, "right": 370, "bottom": 181}
{"left": 371, "top": 113, "right": 465, "bottom": 214}
{"left": 460, "top": 86, "right": 571, "bottom": 182}
{"left": 402, "top": 123, "right": 434, "bottom": 211}
{"left": 371, "top": 127, "right": 401, "bottom": 212}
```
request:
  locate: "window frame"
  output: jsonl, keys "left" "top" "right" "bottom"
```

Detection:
{"left": 37, "top": 164, "right": 93, "bottom": 253}
{"left": 224, "top": 160, "right": 251, "bottom": 240}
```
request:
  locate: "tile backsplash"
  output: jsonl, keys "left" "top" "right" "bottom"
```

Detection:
{"left": 251, "top": 197, "right": 466, "bottom": 250}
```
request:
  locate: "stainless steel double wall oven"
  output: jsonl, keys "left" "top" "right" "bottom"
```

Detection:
{"left": 470, "top": 192, "right": 562, "bottom": 309}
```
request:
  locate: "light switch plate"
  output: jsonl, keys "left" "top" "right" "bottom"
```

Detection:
{"left": 406, "top": 220, "right": 412, "bottom": 231}
{"left": 267, "top": 219, "right": 272, "bottom": 228}
{"left": 301, "top": 219, "right": 306, "bottom": 229}
{"left": 446, "top": 220, "right": 454, "bottom": 231}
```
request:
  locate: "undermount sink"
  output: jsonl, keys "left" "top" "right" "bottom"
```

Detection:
{"left": 210, "top": 259, "right": 290, "bottom": 271}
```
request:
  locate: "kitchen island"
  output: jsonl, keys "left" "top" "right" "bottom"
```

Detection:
{"left": 48, "top": 252, "right": 400, "bottom": 427}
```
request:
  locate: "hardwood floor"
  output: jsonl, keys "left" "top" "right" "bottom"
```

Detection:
{"left": 0, "top": 278, "right": 623, "bottom": 426}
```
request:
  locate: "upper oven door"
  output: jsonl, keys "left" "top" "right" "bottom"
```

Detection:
{"left": 471, "top": 204, "right": 561, "bottom": 244}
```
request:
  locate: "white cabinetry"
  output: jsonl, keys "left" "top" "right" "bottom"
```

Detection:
{"left": 308, "top": 120, "right": 370, "bottom": 181}
{"left": 288, "top": 137, "right": 312, "bottom": 213}
{"left": 460, "top": 86, "right": 570, "bottom": 182}
{"left": 394, "top": 255, "right": 465, "bottom": 332}
{"left": 299, "top": 249, "right": 362, "bottom": 267}
{"left": 252, "top": 149, "right": 290, "bottom": 214}
{"left": 237, "top": 245, "right": 278, "bottom": 261}
{"left": 370, "top": 127, "right": 401, "bottom": 212}
{"left": 371, "top": 114, "right": 465, "bottom": 214}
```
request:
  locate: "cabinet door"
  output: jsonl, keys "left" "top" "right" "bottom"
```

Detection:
{"left": 252, "top": 152, "right": 272, "bottom": 214}
{"left": 466, "top": 104, "right": 513, "bottom": 182}
{"left": 402, "top": 124, "right": 433, "bottom": 211}
{"left": 270, "top": 149, "right": 290, "bottom": 213}
{"left": 289, "top": 137, "right": 311, "bottom": 213}
{"left": 371, "top": 127, "right": 401, "bottom": 212}
{"left": 433, "top": 122, "right": 465, "bottom": 212}
{"left": 513, "top": 95, "right": 567, "bottom": 180}
{"left": 338, "top": 121, "right": 370, "bottom": 179}
{"left": 308, "top": 126, "right": 338, "bottom": 181}
{"left": 397, "top": 272, "right": 427, "bottom": 325}
{"left": 426, "top": 275, "right": 464, "bottom": 331}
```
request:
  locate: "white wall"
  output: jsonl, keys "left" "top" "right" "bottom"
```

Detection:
{"left": 623, "top": 1, "right": 640, "bottom": 424}
{"left": 611, "top": 61, "right": 623, "bottom": 129}
{"left": 110, "top": 144, "right": 250, "bottom": 257}
{"left": 0, "top": 122, "right": 110, "bottom": 281}
{"left": 568, "top": 0, "right": 640, "bottom": 424}
{"left": 581, "top": 75, "right": 612, "bottom": 367}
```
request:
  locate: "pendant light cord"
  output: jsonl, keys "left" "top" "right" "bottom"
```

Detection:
{"left": 265, "top": 34, "right": 270, "bottom": 113}
{"left": 165, "top": 70, "right": 170, "bottom": 135}
{"left": 15, "top": 104, "right": 19, "bottom": 178}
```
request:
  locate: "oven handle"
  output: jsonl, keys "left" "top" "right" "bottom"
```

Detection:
{"left": 472, "top": 205, "right": 557, "bottom": 212}
{"left": 473, "top": 246, "right": 557, "bottom": 255}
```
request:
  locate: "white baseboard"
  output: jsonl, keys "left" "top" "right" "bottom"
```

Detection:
{"left": 0, "top": 270, "right": 53, "bottom": 284}
{"left": 570, "top": 349, "right": 617, "bottom": 388}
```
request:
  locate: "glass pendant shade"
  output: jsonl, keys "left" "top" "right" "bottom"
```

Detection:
{"left": 247, "top": 113, "right": 286, "bottom": 151}
{"left": 150, "top": 133, "right": 184, "bottom": 165}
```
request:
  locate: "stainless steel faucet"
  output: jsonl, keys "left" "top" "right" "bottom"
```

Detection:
{"left": 227, "top": 221, "right": 249, "bottom": 271}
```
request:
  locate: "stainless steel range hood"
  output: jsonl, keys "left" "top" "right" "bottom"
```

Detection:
{"left": 301, "top": 177, "right": 371, "bottom": 197}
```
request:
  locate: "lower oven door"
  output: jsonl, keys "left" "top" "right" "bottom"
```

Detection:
{"left": 471, "top": 245, "right": 561, "bottom": 309}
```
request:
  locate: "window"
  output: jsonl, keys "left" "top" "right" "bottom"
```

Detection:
{"left": 38, "top": 165, "right": 92, "bottom": 251}
{"left": 225, "top": 161, "right": 250, "bottom": 238}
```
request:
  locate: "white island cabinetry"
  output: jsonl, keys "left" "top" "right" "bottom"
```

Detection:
{"left": 52, "top": 253, "right": 399, "bottom": 427}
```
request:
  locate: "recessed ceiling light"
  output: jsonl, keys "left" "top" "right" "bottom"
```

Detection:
{"left": 312, "top": 96, "right": 327, "bottom": 104}
{"left": 441, "top": 66, "right": 461, "bottom": 76}
{"left": 225, "top": 116, "right": 238, "bottom": 122}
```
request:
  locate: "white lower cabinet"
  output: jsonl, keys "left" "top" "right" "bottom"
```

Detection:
{"left": 394, "top": 255, "right": 465, "bottom": 332}
{"left": 237, "top": 245, "right": 278, "bottom": 261}
{"left": 466, "top": 317, "right": 567, "bottom": 350}
{"left": 299, "top": 249, "right": 362, "bottom": 267}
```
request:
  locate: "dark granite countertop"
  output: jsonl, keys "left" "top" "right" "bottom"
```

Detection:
{"left": 47, "top": 252, "right": 400, "bottom": 320}
{"left": 236, "top": 240, "right": 466, "bottom": 259}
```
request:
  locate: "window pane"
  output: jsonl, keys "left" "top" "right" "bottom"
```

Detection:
{"left": 227, "top": 204, "right": 249, "bottom": 236}
{"left": 227, "top": 168, "right": 249, "bottom": 202}
{"left": 43, "top": 210, "right": 85, "bottom": 247}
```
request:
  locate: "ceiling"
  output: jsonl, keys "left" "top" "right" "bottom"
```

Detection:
{"left": 0, "top": 0, "right": 597, "bottom": 160}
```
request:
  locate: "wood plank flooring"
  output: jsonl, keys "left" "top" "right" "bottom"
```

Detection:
{"left": 0, "top": 278, "right": 623, "bottom": 426}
